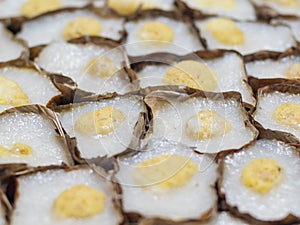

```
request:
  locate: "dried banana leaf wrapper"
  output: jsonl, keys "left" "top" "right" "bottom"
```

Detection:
{"left": 0, "top": 164, "right": 28, "bottom": 182}
{"left": 217, "top": 129, "right": 300, "bottom": 225}
{"left": 0, "top": 189, "right": 10, "bottom": 225}
{"left": 128, "top": 49, "right": 255, "bottom": 109}
{"left": 253, "top": 81, "right": 300, "bottom": 146}
{"left": 0, "top": 58, "right": 76, "bottom": 103}
{"left": 4, "top": 164, "right": 125, "bottom": 225}
{"left": 252, "top": 0, "right": 300, "bottom": 20}
{"left": 15, "top": 5, "right": 126, "bottom": 47}
{"left": 123, "top": 9, "right": 205, "bottom": 55}
{"left": 244, "top": 48, "right": 300, "bottom": 94}
{"left": 115, "top": 138, "right": 218, "bottom": 224}
{"left": 143, "top": 86, "right": 258, "bottom": 154}
{"left": 130, "top": 209, "right": 214, "bottom": 225}
{"left": 176, "top": 0, "right": 257, "bottom": 21}
{"left": 52, "top": 93, "right": 148, "bottom": 164}
{"left": 195, "top": 17, "right": 297, "bottom": 56}
{"left": 32, "top": 37, "right": 138, "bottom": 97}
{"left": 0, "top": 104, "right": 74, "bottom": 167}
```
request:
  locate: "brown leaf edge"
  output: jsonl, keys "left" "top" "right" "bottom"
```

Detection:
{"left": 0, "top": 104, "right": 75, "bottom": 167}
{"left": 3, "top": 164, "right": 127, "bottom": 225}
{"left": 217, "top": 130, "right": 300, "bottom": 225}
